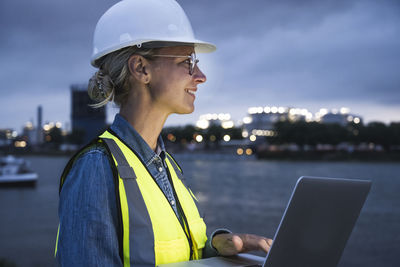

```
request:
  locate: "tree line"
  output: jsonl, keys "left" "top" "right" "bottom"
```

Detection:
{"left": 266, "top": 121, "right": 400, "bottom": 151}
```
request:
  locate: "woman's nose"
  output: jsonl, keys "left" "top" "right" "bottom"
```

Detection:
{"left": 193, "top": 65, "right": 206, "bottom": 84}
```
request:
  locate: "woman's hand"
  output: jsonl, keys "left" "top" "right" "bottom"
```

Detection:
{"left": 211, "top": 233, "right": 273, "bottom": 256}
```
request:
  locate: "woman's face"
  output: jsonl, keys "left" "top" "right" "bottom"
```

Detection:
{"left": 147, "top": 45, "right": 207, "bottom": 115}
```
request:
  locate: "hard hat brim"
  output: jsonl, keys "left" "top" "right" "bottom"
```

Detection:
{"left": 91, "top": 39, "right": 216, "bottom": 68}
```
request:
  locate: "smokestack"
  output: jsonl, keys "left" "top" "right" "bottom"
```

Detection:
{"left": 37, "top": 105, "right": 43, "bottom": 144}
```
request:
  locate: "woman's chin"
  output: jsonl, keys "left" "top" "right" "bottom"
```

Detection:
{"left": 175, "top": 105, "right": 195, "bottom": 115}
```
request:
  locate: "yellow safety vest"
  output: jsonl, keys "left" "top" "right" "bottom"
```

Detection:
{"left": 56, "top": 130, "right": 207, "bottom": 266}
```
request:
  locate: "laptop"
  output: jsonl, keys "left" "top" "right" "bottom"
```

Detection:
{"left": 158, "top": 176, "right": 372, "bottom": 267}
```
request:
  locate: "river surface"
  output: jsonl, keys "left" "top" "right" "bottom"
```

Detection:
{"left": 0, "top": 154, "right": 399, "bottom": 266}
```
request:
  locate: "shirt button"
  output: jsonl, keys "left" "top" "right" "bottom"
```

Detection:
{"left": 158, "top": 166, "right": 163, "bottom": 172}
{"left": 170, "top": 200, "right": 175, "bottom": 205}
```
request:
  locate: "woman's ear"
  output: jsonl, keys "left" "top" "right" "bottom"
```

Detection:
{"left": 128, "top": 55, "right": 151, "bottom": 84}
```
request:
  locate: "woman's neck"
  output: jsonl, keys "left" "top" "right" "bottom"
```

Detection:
{"left": 119, "top": 97, "right": 168, "bottom": 151}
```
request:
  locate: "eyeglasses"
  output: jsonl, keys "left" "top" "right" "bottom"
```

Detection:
{"left": 149, "top": 52, "right": 199, "bottom": 75}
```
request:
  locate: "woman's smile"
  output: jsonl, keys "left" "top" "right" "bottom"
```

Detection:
{"left": 185, "top": 88, "right": 197, "bottom": 98}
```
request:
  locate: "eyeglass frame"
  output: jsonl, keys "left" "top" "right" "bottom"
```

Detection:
{"left": 148, "top": 52, "right": 199, "bottom": 75}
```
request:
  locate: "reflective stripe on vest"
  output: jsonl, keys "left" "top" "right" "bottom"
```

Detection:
{"left": 99, "top": 131, "right": 207, "bottom": 266}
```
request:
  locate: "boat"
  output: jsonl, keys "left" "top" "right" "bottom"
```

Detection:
{"left": 0, "top": 155, "right": 38, "bottom": 186}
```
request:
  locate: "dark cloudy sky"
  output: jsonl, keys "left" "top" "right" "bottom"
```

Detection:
{"left": 1, "top": 0, "right": 399, "bottom": 132}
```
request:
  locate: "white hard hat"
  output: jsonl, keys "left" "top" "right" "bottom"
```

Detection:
{"left": 91, "top": 0, "right": 216, "bottom": 67}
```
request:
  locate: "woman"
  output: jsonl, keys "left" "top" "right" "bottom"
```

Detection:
{"left": 56, "top": 0, "right": 272, "bottom": 266}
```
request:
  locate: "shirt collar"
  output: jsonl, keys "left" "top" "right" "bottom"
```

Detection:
{"left": 109, "top": 113, "right": 166, "bottom": 165}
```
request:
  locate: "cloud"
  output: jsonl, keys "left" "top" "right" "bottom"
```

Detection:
{"left": 0, "top": 0, "right": 399, "bottom": 131}
{"left": 189, "top": 0, "right": 400, "bottom": 105}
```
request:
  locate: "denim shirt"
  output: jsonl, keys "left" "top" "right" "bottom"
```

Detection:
{"left": 57, "top": 114, "right": 225, "bottom": 266}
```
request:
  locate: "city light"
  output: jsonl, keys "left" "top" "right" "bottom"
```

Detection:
{"left": 237, "top": 148, "right": 244, "bottom": 155}
{"left": 249, "top": 135, "right": 257, "bottom": 142}
{"left": 243, "top": 116, "right": 252, "bottom": 124}
{"left": 14, "top": 141, "right": 27, "bottom": 148}
{"left": 245, "top": 148, "right": 253, "bottom": 155}
{"left": 242, "top": 131, "right": 249, "bottom": 138}
{"left": 340, "top": 107, "right": 350, "bottom": 114}
{"left": 354, "top": 117, "right": 361, "bottom": 124}
{"left": 216, "top": 113, "right": 231, "bottom": 121}
{"left": 251, "top": 129, "right": 275, "bottom": 137}
{"left": 305, "top": 112, "right": 313, "bottom": 122}
{"left": 167, "top": 133, "right": 176, "bottom": 142}
{"left": 223, "top": 135, "right": 231, "bottom": 142}
{"left": 25, "top": 122, "right": 34, "bottom": 130}
{"left": 196, "top": 119, "right": 209, "bottom": 129}
{"left": 197, "top": 113, "right": 232, "bottom": 130}
{"left": 195, "top": 135, "right": 203, "bottom": 143}
{"left": 221, "top": 121, "right": 234, "bottom": 129}
{"left": 249, "top": 106, "right": 265, "bottom": 114}
{"left": 319, "top": 108, "right": 328, "bottom": 115}
{"left": 56, "top": 122, "right": 62, "bottom": 128}
{"left": 248, "top": 107, "right": 258, "bottom": 114}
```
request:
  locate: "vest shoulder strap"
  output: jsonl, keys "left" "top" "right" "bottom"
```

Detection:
{"left": 102, "top": 138, "right": 136, "bottom": 179}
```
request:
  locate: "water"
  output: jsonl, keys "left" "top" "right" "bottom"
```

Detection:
{"left": 0, "top": 155, "right": 399, "bottom": 267}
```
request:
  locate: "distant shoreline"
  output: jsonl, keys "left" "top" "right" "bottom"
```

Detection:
{"left": 2, "top": 149, "right": 400, "bottom": 162}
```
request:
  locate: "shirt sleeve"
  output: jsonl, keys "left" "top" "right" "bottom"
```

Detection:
{"left": 57, "top": 148, "right": 122, "bottom": 266}
{"left": 202, "top": 228, "right": 232, "bottom": 258}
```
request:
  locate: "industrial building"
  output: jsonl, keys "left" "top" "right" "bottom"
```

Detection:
{"left": 71, "top": 84, "right": 106, "bottom": 144}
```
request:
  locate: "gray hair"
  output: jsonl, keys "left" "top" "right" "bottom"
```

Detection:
{"left": 88, "top": 46, "right": 155, "bottom": 108}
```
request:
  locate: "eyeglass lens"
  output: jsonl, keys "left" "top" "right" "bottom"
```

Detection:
{"left": 189, "top": 53, "right": 199, "bottom": 75}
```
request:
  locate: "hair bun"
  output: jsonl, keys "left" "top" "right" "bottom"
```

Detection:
{"left": 88, "top": 70, "right": 115, "bottom": 108}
